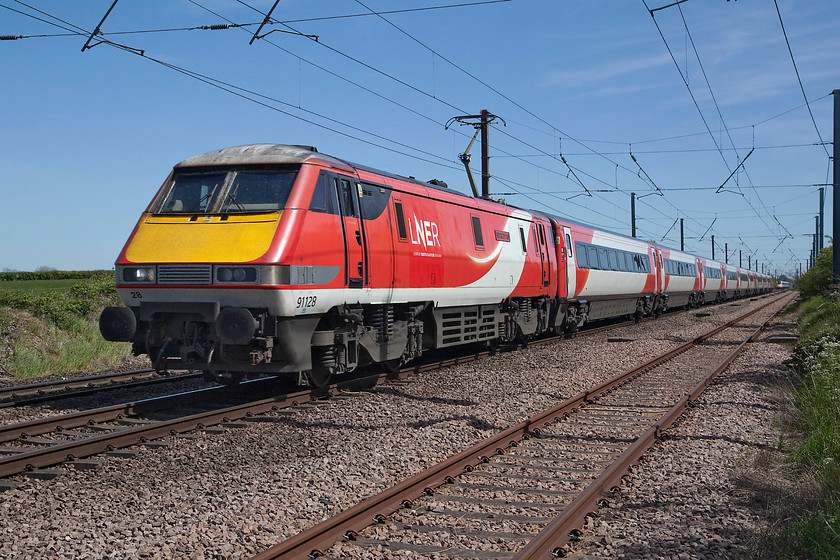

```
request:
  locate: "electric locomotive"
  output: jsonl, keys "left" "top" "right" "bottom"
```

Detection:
{"left": 100, "top": 144, "right": 558, "bottom": 386}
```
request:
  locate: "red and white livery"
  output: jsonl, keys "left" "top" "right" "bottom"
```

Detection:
{"left": 99, "top": 144, "right": 773, "bottom": 385}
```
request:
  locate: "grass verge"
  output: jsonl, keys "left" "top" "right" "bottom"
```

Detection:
{"left": 0, "top": 273, "right": 135, "bottom": 380}
{"left": 766, "top": 302, "right": 840, "bottom": 557}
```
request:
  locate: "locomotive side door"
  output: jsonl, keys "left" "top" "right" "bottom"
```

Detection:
{"left": 335, "top": 177, "right": 368, "bottom": 288}
{"left": 561, "top": 225, "right": 575, "bottom": 298}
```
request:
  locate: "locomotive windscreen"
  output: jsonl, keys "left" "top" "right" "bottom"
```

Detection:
{"left": 155, "top": 167, "right": 299, "bottom": 214}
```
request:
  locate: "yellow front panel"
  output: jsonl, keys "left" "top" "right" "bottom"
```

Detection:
{"left": 125, "top": 213, "right": 281, "bottom": 263}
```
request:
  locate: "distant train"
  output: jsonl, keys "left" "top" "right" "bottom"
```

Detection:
{"left": 99, "top": 144, "right": 773, "bottom": 386}
{"left": 777, "top": 280, "right": 790, "bottom": 289}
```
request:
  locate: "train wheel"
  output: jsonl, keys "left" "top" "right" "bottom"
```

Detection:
{"left": 382, "top": 359, "right": 403, "bottom": 374}
{"left": 205, "top": 371, "right": 244, "bottom": 386}
{"left": 304, "top": 368, "right": 332, "bottom": 389}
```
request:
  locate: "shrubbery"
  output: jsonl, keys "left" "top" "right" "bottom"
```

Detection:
{"left": 775, "top": 250, "right": 840, "bottom": 557}
{"left": 0, "top": 272, "right": 120, "bottom": 330}
{"left": 797, "top": 246, "right": 832, "bottom": 299}
{"left": 0, "top": 270, "right": 109, "bottom": 282}
{"left": 0, "top": 272, "right": 130, "bottom": 377}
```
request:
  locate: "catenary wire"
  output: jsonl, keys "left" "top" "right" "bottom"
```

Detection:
{"left": 6, "top": 1, "right": 809, "bottom": 270}
{"left": 773, "top": 0, "right": 831, "bottom": 158}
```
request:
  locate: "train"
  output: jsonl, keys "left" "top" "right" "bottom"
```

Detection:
{"left": 99, "top": 144, "right": 774, "bottom": 386}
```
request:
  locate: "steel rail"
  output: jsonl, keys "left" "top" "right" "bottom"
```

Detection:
{"left": 0, "top": 293, "right": 782, "bottom": 482}
{"left": 248, "top": 292, "right": 792, "bottom": 560}
{"left": 0, "top": 369, "right": 206, "bottom": 409}
{"left": 512, "top": 292, "right": 794, "bottom": 559}
{"left": 0, "top": 292, "right": 762, "bottom": 408}
{"left": 0, "top": 368, "right": 419, "bottom": 478}
{"left": 0, "top": 381, "right": 316, "bottom": 478}
{"left": 0, "top": 384, "right": 230, "bottom": 444}
{"left": 0, "top": 368, "right": 156, "bottom": 398}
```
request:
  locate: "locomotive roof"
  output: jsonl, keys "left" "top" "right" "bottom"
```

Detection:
{"left": 175, "top": 143, "right": 461, "bottom": 195}
{"left": 175, "top": 144, "right": 346, "bottom": 168}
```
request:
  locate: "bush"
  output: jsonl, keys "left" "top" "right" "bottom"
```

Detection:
{"left": 0, "top": 274, "right": 119, "bottom": 331}
{"left": 0, "top": 273, "right": 131, "bottom": 378}
{"left": 798, "top": 247, "right": 833, "bottom": 299}
{"left": 787, "top": 331, "right": 840, "bottom": 488}
{"left": 0, "top": 270, "right": 109, "bottom": 282}
{"left": 778, "top": 329, "right": 840, "bottom": 558}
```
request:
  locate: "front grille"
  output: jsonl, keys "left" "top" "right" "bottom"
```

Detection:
{"left": 157, "top": 265, "right": 213, "bottom": 285}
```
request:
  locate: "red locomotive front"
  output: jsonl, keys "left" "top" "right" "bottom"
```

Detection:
{"left": 100, "top": 144, "right": 558, "bottom": 386}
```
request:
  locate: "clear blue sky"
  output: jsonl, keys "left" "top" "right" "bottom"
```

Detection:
{"left": 2, "top": 0, "right": 838, "bottom": 278}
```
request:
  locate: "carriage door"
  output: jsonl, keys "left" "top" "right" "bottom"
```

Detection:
{"left": 562, "top": 226, "right": 575, "bottom": 298}
{"left": 537, "top": 223, "right": 551, "bottom": 287}
{"left": 651, "top": 247, "right": 662, "bottom": 294}
{"left": 336, "top": 178, "right": 367, "bottom": 288}
{"left": 657, "top": 250, "right": 665, "bottom": 293}
{"left": 696, "top": 258, "right": 703, "bottom": 291}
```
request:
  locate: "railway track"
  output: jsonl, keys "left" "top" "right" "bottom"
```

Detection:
{"left": 0, "top": 295, "right": 737, "bottom": 409}
{"left": 0, "top": 368, "right": 202, "bottom": 408}
{"left": 247, "top": 291, "right": 794, "bottom": 560}
{"left": 0, "top": 294, "right": 782, "bottom": 482}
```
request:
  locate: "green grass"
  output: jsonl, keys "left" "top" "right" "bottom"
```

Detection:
{"left": 0, "top": 272, "right": 133, "bottom": 379}
{"left": 796, "top": 296, "right": 840, "bottom": 340}
{"left": 788, "top": 331, "right": 840, "bottom": 486}
{"left": 0, "top": 278, "right": 87, "bottom": 293}
{"left": 6, "top": 314, "right": 132, "bottom": 379}
{"left": 771, "top": 304, "right": 840, "bottom": 558}
{"left": 776, "top": 493, "right": 840, "bottom": 559}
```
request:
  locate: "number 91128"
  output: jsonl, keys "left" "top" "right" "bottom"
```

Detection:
{"left": 296, "top": 295, "right": 317, "bottom": 309}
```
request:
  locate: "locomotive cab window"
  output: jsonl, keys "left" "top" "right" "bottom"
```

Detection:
{"left": 155, "top": 167, "right": 298, "bottom": 214}
{"left": 158, "top": 172, "right": 225, "bottom": 214}
{"left": 220, "top": 171, "right": 295, "bottom": 213}
{"left": 309, "top": 173, "right": 337, "bottom": 214}
{"left": 519, "top": 227, "right": 527, "bottom": 253}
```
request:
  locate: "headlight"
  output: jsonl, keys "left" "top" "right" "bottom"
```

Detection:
{"left": 121, "top": 266, "right": 156, "bottom": 283}
{"left": 215, "top": 266, "right": 257, "bottom": 283}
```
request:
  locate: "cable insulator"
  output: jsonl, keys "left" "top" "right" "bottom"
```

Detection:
{"left": 198, "top": 24, "right": 240, "bottom": 31}
{"left": 1, "top": 35, "right": 24, "bottom": 41}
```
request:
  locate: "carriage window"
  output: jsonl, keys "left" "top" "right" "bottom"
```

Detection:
{"left": 588, "top": 246, "right": 600, "bottom": 269}
{"left": 472, "top": 216, "right": 484, "bottom": 248}
{"left": 566, "top": 234, "right": 573, "bottom": 258}
{"left": 575, "top": 242, "right": 588, "bottom": 268}
{"left": 598, "top": 248, "right": 609, "bottom": 270}
{"left": 394, "top": 201, "right": 407, "bottom": 240}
